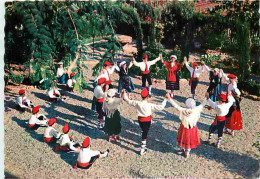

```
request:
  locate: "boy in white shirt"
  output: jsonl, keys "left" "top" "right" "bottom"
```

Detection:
{"left": 131, "top": 54, "right": 162, "bottom": 96}
{"left": 56, "top": 62, "right": 67, "bottom": 84}
{"left": 74, "top": 137, "right": 109, "bottom": 169}
{"left": 66, "top": 72, "right": 76, "bottom": 92}
{"left": 122, "top": 88, "right": 167, "bottom": 155}
{"left": 184, "top": 57, "right": 205, "bottom": 99}
{"left": 29, "top": 106, "right": 49, "bottom": 130}
{"left": 16, "top": 89, "right": 33, "bottom": 112}
{"left": 44, "top": 118, "right": 61, "bottom": 143}
{"left": 55, "top": 123, "right": 81, "bottom": 153}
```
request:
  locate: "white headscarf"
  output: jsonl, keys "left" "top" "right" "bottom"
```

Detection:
{"left": 103, "top": 89, "right": 122, "bottom": 118}
{"left": 119, "top": 61, "right": 126, "bottom": 67}
{"left": 185, "top": 98, "right": 196, "bottom": 109}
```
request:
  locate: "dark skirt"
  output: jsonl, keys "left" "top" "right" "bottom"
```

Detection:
{"left": 104, "top": 110, "right": 121, "bottom": 136}
{"left": 118, "top": 76, "right": 135, "bottom": 93}
{"left": 166, "top": 73, "right": 180, "bottom": 90}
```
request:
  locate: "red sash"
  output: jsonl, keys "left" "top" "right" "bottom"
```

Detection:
{"left": 138, "top": 115, "right": 152, "bottom": 122}
{"left": 77, "top": 161, "right": 90, "bottom": 168}
{"left": 189, "top": 69, "right": 195, "bottom": 86}
{"left": 96, "top": 98, "right": 104, "bottom": 103}
{"left": 29, "top": 124, "right": 35, "bottom": 128}
{"left": 44, "top": 137, "right": 53, "bottom": 142}
{"left": 213, "top": 115, "right": 226, "bottom": 125}
{"left": 142, "top": 63, "right": 150, "bottom": 74}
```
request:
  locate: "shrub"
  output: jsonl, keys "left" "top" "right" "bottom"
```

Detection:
{"left": 200, "top": 54, "right": 221, "bottom": 66}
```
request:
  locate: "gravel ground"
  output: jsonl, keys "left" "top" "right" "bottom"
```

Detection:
{"left": 4, "top": 58, "right": 260, "bottom": 178}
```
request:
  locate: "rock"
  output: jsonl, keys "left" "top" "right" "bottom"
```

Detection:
{"left": 115, "top": 34, "right": 132, "bottom": 44}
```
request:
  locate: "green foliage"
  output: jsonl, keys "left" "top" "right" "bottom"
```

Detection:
{"left": 4, "top": 75, "right": 9, "bottom": 86}
{"left": 200, "top": 54, "right": 221, "bottom": 66}
{"left": 9, "top": 71, "right": 24, "bottom": 85}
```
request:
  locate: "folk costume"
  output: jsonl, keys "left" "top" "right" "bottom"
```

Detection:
{"left": 29, "top": 106, "right": 48, "bottom": 130}
{"left": 204, "top": 66, "right": 222, "bottom": 104}
{"left": 118, "top": 61, "right": 135, "bottom": 93}
{"left": 103, "top": 89, "right": 123, "bottom": 142}
{"left": 185, "top": 61, "right": 204, "bottom": 99}
{"left": 168, "top": 98, "right": 207, "bottom": 158}
{"left": 93, "top": 78, "right": 107, "bottom": 130}
{"left": 66, "top": 72, "right": 76, "bottom": 92}
{"left": 123, "top": 88, "right": 167, "bottom": 155}
{"left": 222, "top": 73, "right": 242, "bottom": 136}
{"left": 56, "top": 62, "right": 67, "bottom": 84}
{"left": 207, "top": 94, "right": 235, "bottom": 147}
{"left": 48, "top": 87, "right": 61, "bottom": 103}
{"left": 74, "top": 137, "right": 109, "bottom": 169}
{"left": 16, "top": 89, "right": 33, "bottom": 112}
{"left": 44, "top": 118, "right": 61, "bottom": 143}
{"left": 55, "top": 123, "right": 81, "bottom": 153}
{"left": 95, "top": 61, "right": 120, "bottom": 89}
{"left": 132, "top": 54, "right": 161, "bottom": 95}
{"left": 162, "top": 55, "right": 183, "bottom": 98}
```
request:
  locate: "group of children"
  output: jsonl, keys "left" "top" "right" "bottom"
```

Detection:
{"left": 92, "top": 54, "right": 243, "bottom": 157}
{"left": 14, "top": 54, "right": 243, "bottom": 172}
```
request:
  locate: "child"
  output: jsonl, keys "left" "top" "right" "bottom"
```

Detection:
{"left": 95, "top": 61, "right": 119, "bottom": 89}
{"left": 184, "top": 57, "right": 205, "bottom": 99}
{"left": 161, "top": 55, "right": 184, "bottom": 99}
{"left": 47, "top": 86, "right": 62, "bottom": 103}
{"left": 103, "top": 89, "right": 123, "bottom": 142}
{"left": 122, "top": 88, "right": 167, "bottom": 155}
{"left": 29, "top": 106, "right": 49, "bottom": 130}
{"left": 55, "top": 123, "right": 81, "bottom": 153}
{"left": 204, "top": 65, "right": 222, "bottom": 108}
{"left": 93, "top": 78, "right": 108, "bottom": 130}
{"left": 131, "top": 54, "right": 162, "bottom": 96}
{"left": 44, "top": 118, "right": 61, "bottom": 143}
{"left": 167, "top": 94, "right": 207, "bottom": 158}
{"left": 206, "top": 93, "right": 235, "bottom": 147}
{"left": 221, "top": 71, "right": 242, "bottom": 136}
{"left": 66, "top": 72, "right": 76, "bottom": 92}
{"left": 16, "top": 89, "right": 33, "bottom": 112}
{"left": 118, "top": 61, "right": 135, "bottom": 93}
{"left": 74, "top": 137, "right": 109, "bottom": 169}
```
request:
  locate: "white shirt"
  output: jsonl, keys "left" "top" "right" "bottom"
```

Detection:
{"left": 58, "top": 133, "right": 77, "bottom": 151}
{"left": 94, "top": 85, "right": 107, "bottom": 99}
{"left": 44, "top": 126, "right": 61, "bottom": 138}
{"left": 132, "top": 57, "right": 160, "bottom": 72}
{"left": 57, "top": 68, "right": 65, "bottom": 77}
{"left": 95, "top": 66, "right": 120, "bottom": 82}
{"left": 185, "top": 61, "right": 204, "bottom": 78}
{"left": 222, "top": 73, "right": 241, "bottom": 96}
{"left": 124, "top": 93, "right": 167, "bottom": 117}
{"left": 16, "top": 96, "right": 31, "bottom": 108}
{"left": 168, "top": 98, "right": 207, "bottom": 129}
{"left": 67, "top": 79, "right": 76, "bottom": 88}
{"left": 208, "top": 95, "right": 235, "bottom": 116}
{"left": 77, "top": 148, "right": 101, "bottom": 164}
{"left": 48, "top": 88, "right": 61, "bottom": 98}
{"left": 29, "top": 114, "right": 48, "bottom": 126}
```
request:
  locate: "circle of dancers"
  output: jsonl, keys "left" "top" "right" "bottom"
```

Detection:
{"left": 14, "top": 53, "right": 243, "bottom": 169}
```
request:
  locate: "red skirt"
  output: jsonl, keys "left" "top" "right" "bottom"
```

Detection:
{"left": 177, "top": 123, "right": 200, "bottom": 149}
{"left": 225, "top": 109, "right": 243, "bottom": 130}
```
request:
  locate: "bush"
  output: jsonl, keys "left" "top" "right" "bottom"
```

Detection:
{"left": 200, "top": 54, "right": 221, "bottom": 66}
{"left": 238, "top": 79, "right": 260, "bottom": 96}
{"left": 9, "top": 71, "right": 24, "bottom": 85}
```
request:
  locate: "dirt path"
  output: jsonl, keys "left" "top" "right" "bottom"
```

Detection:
{"left": 4, "top": 58, "right": 260, "bottom": 178}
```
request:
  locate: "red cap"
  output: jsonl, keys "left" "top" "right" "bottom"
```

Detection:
{"left": 98, "top": 78, "right": 106, "bottom": 85}
{"left": 82, "top": 137, "right": 90, "bottom": 148}
{"left": 48, "top": 118, "right": 57, "bottom": 126}
{"left": 218, "top": 94, "right": 227, "bottom": 102}
{"left": 19, "top": 89, "right": 25, "bottom": 95}
{"left": 227, "top": 74, "right": 237, "bottom": 79}
{"left": 32, "top": 106, "right": 40, "bottom": 114}
{"left": 70, "top": 72, "right": 76, "bottom": 77}
{"left": 104, "top": 61, "right": 111, "bottom": 67}
{"left": 143, "top": 54, "right": 148, "bottom": 59}
{"left": 141, "top": 88, "right": 149, "bottom": 98}
{"left": 192, "top": 62, "right": 198, "bottom": 67}
{"left": 63, "top": 123, "right": 70, "bottom": 134}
